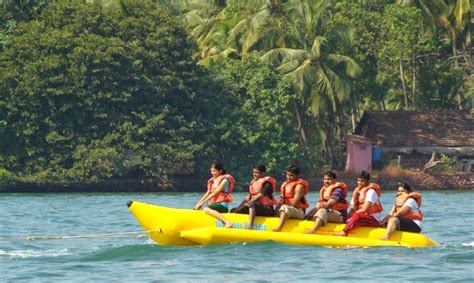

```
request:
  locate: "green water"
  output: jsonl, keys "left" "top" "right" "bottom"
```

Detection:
{"left": 1, "top": 191, "right": 473, "bottom": 281}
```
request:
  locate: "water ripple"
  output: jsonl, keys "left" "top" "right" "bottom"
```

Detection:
{"left": 1, "top": 192, "right": 473, "bottom": 282}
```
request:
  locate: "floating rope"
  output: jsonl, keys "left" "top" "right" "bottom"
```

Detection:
{"left": 0, "top": 229, "right": 161, "bottom": 242}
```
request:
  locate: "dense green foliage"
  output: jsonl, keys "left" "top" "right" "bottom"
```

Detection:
{"left": 0, "top": 167, "right": 13, "bottom": 187}
{"left": 0, "top": 0, "right": 472, "bottom": 186}
{"left": 0, "top": 2, "right": 215, "bottom": 182}
{"left": 204, "top": 55, "right": 312, "bottom": 180}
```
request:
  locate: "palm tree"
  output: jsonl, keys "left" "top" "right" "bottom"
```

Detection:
{"left": 182, "top": 0, "right": 362, "bottom": 168}
{"left": 397, "top": 0, "right": 472, "bottom": 109}
{"left": 261, "top": 11, "right": 361, "bottom": 168}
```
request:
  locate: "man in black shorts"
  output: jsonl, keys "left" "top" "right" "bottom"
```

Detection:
{"left": 231, "top": 164, "right": 277, "bottom": 229}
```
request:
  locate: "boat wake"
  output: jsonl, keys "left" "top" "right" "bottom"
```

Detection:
{"left": 0, "top": 248, "right": 72, "bottom": 259}
{"left": 462, "top": 242, "right": 474, "bottom": 247}
{"left": 79, "top": 243, "right": 184, "bottom": 262}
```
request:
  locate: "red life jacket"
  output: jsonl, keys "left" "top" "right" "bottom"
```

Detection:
{"left": 207, "top": 174, "right": 235, "bottom": 204}
{"left": 394, "top": 192, "right": 423, "bottom": 221}
{"left": 249, "top": 176, "right": 277, "bottom": 206}
{"left": 316, "top": 182, "right": 349, "bottom": 211}
{"left": 280, "top": 179, "right": 310, "bottom": 209}
{"left": 352, "top": 183, "right": 383, "bottom": 214}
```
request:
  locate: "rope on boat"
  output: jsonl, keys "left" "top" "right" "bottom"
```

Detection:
{"left": 0, "top": 229, "right": 162, "bottom": 242}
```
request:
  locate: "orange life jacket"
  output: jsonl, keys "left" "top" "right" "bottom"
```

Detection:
{"left": 280, "top": 179, "right": 310, "bottom": 209}
{"left": 316, "top": 182, "right": 349, "bottom": 211}
{"left": 207, "top": 174, "right": 235, "bottom": 204}
{"left": 394, "top": 192, "right": 423, "bottom": 221}
{"left": 352, "top": 183, "right": 383, "bottom": 214}
{"left": 249, "top": 176, "right": 277, "bottom": 206}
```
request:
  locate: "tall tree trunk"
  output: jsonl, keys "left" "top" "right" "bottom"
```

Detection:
{"left": 466, "top": 13, "right": 472, "bottom": 69}
{"left": 452, "top": 31, "right": 463, "bottom": 110}
{"left": 336, "top": 113, "right": 346, "bottom": 170}
{"left": 325, "top": 111, "right": 336, "bottom": 170}
{"left": 350, "top": 93, "right": 356, "bottom": 132}
{"left": 293, "top": 102, "right": 309, "bottom": 152}
{"left": 381, "top": 96, "right": 386, "bottom": 111}
{"left": 452, "top": 31, "right": 459, "bottom": 69}
{"left": 326, "top": 117, "right": 335, "bottom": 169}
{"left": 399, "top": 56, "right": 408, "bottom": 109}
{"left": 412, "top": 52, "right": 417, "bottom": 110}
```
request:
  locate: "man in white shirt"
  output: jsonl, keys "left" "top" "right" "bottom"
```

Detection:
{"left": 336, "top": 171, "right": 383, "bottom": 236}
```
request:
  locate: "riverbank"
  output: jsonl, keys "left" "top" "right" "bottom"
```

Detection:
{"left": 0, "top": 176, "right": 205, "bottom": 193}
{"left": 1, "top": 169, "right": 472, "bottom": 193}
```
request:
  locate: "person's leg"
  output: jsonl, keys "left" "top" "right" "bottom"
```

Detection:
{"left": 307, "top": 209, "right": 344, "bottom": 234}
{"left": 230, "top": 201, "right": 249, "bottom": 214}
{"left": 305, "top": 207, "right": 318, "bottom": 220}
{"left": 233, "top": 204, "right": 249, "bottom": 214}
{"left": 336, "top": 212, "right": 379, "bottom": 236}
{"left": 287, "top": 206, "right": 305, "bottom": 219}
{"left": 380, "top": 216, "right": 399, "bottom": 240}
{"left": 326, "top": 210, "right": 344, "bottom": 223}
{"left": 273, "top": 205, "right": 289, "bottom": 232}
{"left": 397, "top": 218, "right": 421, "bottom": 233}
{"left": 248, "top": 207, "right": 256, "bottom": 229}
{"left": 305, "top": 208, "right": 328, "bottom": 234}
{"left": 253, "top": 203, "right": 275, "bottom": 217}
{"left": 306, "top": 218, "right": 324, "bottom": 234}
{"left": 204, "top": 207, "right": 233, "bottom": 228}
{"left": 247, "top": 203, "right": 272, "bottom": 229}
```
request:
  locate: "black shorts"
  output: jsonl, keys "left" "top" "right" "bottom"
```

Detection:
{"left": 207, "top": 203, "right": 229, "bottom": 213}
{"left": 231, "top": 202, "right": 274, "bottom": 217}
{"left": 397, "top": 217, "right": 422, "bottom": 233}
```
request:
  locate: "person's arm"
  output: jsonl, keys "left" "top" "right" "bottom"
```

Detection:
{"left": 246, "top": 182, "right": 272, "bottom": 205}
{"left": 323, "top": 198, "right": 338, "bottom": 209}
{"left": 347, "top": 193, "right": 356, "bottom": 216}
{"left": 324, "top": 188, "right": 343, "bottom": 209}
{"left": 393, "top": 198, "right": 418, "bottom": 217}
{"left": 290, "top": 184, "right": 304, "bottom": 207}
{"left": 245, "top": 193, "right": 251, "bottom": 202}
{"left": 195, "top": 179, "right": 228, "bottom": 209}
{"left": 274, "top": 188, "right": 284, "bottom": 211}
{"left": 356, "top": 189, "right": 377, "bottom": 213}
{"left": 388, "top": 205, "right": 396, "bottom": 216}
{"left": 356, "top": 200, "right": 372, "bottom": 213}
{"left": 203, "top": 179, "right": 228, "bottom": 202}
{"left": 380, "top": 205, "right": 396, "bottom": 225}
{"left": 392, "top": 204, "right": 411, "bottom": 217}
{"left": 194, "top": 191, "right": 210, "bottom": 210}
{"left": 246, "top": 193, "right": 263, "bottom": 206}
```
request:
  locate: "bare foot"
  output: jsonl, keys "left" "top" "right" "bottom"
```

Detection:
{"left": 272, "top": 227, "right": 281, "bottom": 232}
{"left": 224, "top": 222, "right": 233, "bottom": 228}
{"left": 334, "top": 231, "right": 346, "bottom": 236}
{"left": 246, "top": 225, "right": 253, "bottom": 230}
{"left": 379, "top": 236, "right": 389, "bottom": 241}
{"left": 305, "top": 229, "right": 316, "bottom": 234}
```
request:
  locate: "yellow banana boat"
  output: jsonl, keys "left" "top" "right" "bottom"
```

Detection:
{"left": 127, "top": 201, "right": 438, "bottom": 248}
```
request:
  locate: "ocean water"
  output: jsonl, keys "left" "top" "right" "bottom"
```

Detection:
{"left": 1, "top": 191, "right": 473, "bottom": 282}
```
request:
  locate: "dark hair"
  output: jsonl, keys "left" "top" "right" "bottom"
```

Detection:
{"left": 285, "top": 164, "right": 300, "bottom": 175}
{"left": 211, "top": 162, "right": 226, "bottom": 174}
{"left": 397, "top": 182, "right": 412, "bottom": 192}
{"left": 358, "top": 171, "right": 370, "bottom": 181}
{"left": 253, "top": 164, "right": 266, "bottom": 173}
{"left": 324, "top": 170, "right": 336, "bottom": 179}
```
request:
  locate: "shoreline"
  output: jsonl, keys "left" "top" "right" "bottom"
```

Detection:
{"left": 1, "top": 170, "right": 473, "bottom": 193}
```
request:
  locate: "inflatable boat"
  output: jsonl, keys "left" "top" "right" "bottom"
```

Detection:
{"left": 127, "top": 201, "right": 438, "bottom": 248}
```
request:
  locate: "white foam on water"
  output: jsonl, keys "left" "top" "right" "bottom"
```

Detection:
{"left": 0, "top": 248, "right": 72, "bottom": 259}
{"left": 461, "top": 242, "right": 474, "bottom": 247}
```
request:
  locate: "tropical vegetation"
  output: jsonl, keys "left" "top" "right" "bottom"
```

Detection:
{"left": 0, "top": 0, "right": 471, "bottom": 187}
